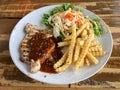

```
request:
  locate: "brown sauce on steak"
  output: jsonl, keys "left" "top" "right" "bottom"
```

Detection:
{"left": 28, "top": 32, "right": 55, "bottom": 63}
{"left": 28, "top": 32, "right": 63, "bottom": 73}
{"left": 40, "top": 37, "right": 63, "bottom": 73}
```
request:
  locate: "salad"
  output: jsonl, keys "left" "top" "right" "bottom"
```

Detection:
{"left": 42, "top": 4, "right": 103, "bottom": 40}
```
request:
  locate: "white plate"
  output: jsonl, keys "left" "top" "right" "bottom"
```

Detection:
{"left": 9, "top": 4, "right": 113, "bottom": 84}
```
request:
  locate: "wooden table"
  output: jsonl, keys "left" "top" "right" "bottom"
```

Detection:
{"left": 0, "top": 0, "right": 120, "bottom": 90}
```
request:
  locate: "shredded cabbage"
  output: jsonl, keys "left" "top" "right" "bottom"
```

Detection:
{"left": 42, "top": 3, "right": 76, "bottom": 28}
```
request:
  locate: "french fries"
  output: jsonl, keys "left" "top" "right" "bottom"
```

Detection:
{"left": 90, "top": 39, "right": 99, "bottom": 46}
{"left": 53, "top": 50, "right": 68, "bottom": 69}
{"left": 64, "top": 35, "right": 72, "bottom": 41}
{"left": 81, "top": 29, "right": 87, "bottom": 38}
{"left": 53, "top": 19, "right": 107, "bottom": 73}
{"left": 87, "top": 52, "right": 99, "bottom": 65}
{"left": 77, "top": 22, "right": 88, "bottom": 37}
{"left": 85, "top": 57, "right": 90, "bottom": 66}
{"left": 89, "top": 45, "right": 102, "bottom": 52}
{"left": 57, "top": 41, "right": 70, "bottom": 47}
{"left": 91, "top": 51, "right": 107, "bottom": 56}
{"left": 74, "top": 33, "right": 94, "bottom": 71}
{"left": 73, "top": 38, "right": 81, "bottom": 62}
{"left": 55, "top": 23, "right": 77, "bottom": 72}
{"left": 64, "top": 22, "right": 88, "bottom": 41}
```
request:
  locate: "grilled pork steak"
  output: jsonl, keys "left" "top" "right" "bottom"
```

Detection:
{"left": 28, "top": 32, "right": 55, "bottom": 63}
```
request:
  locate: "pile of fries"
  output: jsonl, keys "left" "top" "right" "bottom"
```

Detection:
{"left": 53, "top": 20, "right": 107, "bottom": 72}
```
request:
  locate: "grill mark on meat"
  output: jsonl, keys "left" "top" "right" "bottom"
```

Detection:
{"left": 20, "top": 23, "right": 63, "bottom": 73}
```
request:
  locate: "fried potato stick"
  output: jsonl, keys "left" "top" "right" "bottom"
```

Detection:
{"left": 90, "top": 39, "right": 99, "bottom": 46}
{"left": 89, "top": 45, "right": 102, "bottom": 52}
{"left": 53, "top": 50, "right": 68, "bottom": 69}
{"left": 57, "top": 41, "right": 70, "bottom": 47}
{"left": 64, "top": 22, "right": 88, "bottom": 41}
{"left": 79, "top": 40, "right": 84, "bottom": 46}
{"left": 86, "top": 52, "right": 99, "bottom": 65}
{"left": 77, "top": 22, "right": 88, "bottom": 37}
{"left": 81, "top": 29, "right": 87, "bottom": 38}
{"left": 58, "top": 37, "right": 85, "bottom": 48}
{"left": 64, "top": 35, "right": 72, "bottom": 41}
{"left": 81, "top": 29, "right": 88, "bottom": 40}
{"left": 91, "top": 51, "right": 107, "bottom": 56}
{"left": 56, "top": 23, "right": 77, "bottom": 72}
{"left": 76, "top": 56, "right": 84, "bottom": 68}
{"left": 74, "top": 33, "right": 94, "bottom": 71}
{"left": 85, "top": 57, "right": 90, "bottom": 66}
{"left": 73, "top": 38, "right": 81, "bottom": 62}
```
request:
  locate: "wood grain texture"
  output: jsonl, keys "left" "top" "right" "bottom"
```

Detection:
{"left": 0, "top": 87, "right": 120, "bottom": 90}
{"left": 0, "top": 0, "right": 120, "bottom": 90}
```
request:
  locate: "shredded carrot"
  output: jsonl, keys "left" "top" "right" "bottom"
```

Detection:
{"left": 65, "top": 13, "right": 75, "bottom": 21}
{"left": 75, "top": 14, "right": 84, "bottom": 25}
{"left": 70, "top": 9, "right": 75, "bottom": 13}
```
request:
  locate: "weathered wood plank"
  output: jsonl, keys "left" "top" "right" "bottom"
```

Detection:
{"left": 0, "top": 34, "right": 9, "bottom": 40}
{"left": 0, "top": 0, "right": 120, "bottom": 4}
{"left": 105, "top": 57, "right": 120, "bottom": 68}
{"left": 0, "top": 87, "right": 120, "bottom": 90}
{"left": 0, "top": 41, "right": 9, "bottom": 52}
{"left": 0, "top": 2, "right": 119, "bottom": 27}
{"left": 0, "top": 0, "right": 120, "bottom": 89}
{"left": 0, "top": 57, "right": 120, "bottom": 87}
{"left": 0, "top": 19, "right": 19, "bottom": 34}
{"left": 0, "top": 1, "right": 119, "bottom": 19}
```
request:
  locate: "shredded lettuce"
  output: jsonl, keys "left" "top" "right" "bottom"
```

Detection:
{"left": 42, "top": 14, "right": 52, "bottom": 27}
{"left": 92, "top": 17, "right": 100, "bottom": 22}
{"left": 60, "top": 31, "right": 66, "bottom": 41}
{"left": 85, "top": 16, "right": 103, "bottom": 36}
{"left": 53, "top": 25, "right": 60, "bottom": 38}
{"left": 42, "top": 3, "right": 79, "bottom": 28}
{"left": 42, "top": 4, "right": 103, "bottom": 38}
{"left": 93, "top": 22, "right": 102, "bottom": 36}
{"left": 92, "top": 18, "right": 102, "bottom": 36}
{"left": 92, "top": 18, "right": 103, "bottom": 36}
{"left": 50, "top": 3, "right": 75, "bottom": 15}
